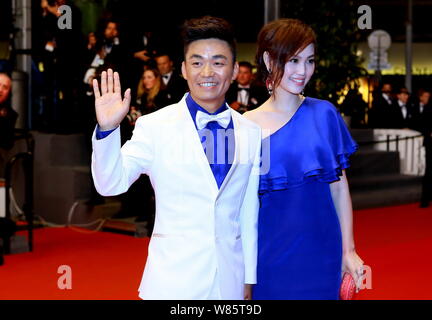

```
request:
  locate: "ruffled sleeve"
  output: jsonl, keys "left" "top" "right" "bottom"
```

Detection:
{"left": 259, "top": 98, "right": 358, "bottom": 195}
{"left": 314, "top": 100, "right": 358, "bottom": 176}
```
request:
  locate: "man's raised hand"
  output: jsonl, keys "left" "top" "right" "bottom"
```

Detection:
{"left": 93, "top": 68, "right": 131, "bottom": 131}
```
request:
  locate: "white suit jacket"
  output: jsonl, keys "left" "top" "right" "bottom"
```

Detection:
{"left": 91, "top": 95, "right": 261, "bottom": 300}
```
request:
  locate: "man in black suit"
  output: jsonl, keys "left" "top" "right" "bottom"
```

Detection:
{"left": 389, "top": 87, "right": 415, "bottom": 129}
{"left": 155, "top": 53, "right": 188, "bottom": 105}
{"left": 411, "top": 89, "right": 432, "bottom": 207}
{"left": 35, "top": 0, "right": 83, "bottom": 133}
{"left": 129, "top": 31, "right": 159, "bottom": 85}
{"left": 83, "top": 20, "right": 132, "bottom": 89}
{"left": 411, "top": 89, "right": 431, "bottom": 127}
{"left": 226, "top": 61, "right": 268, "bottom": 114}
{"left": 369, "top": 83, "right": 394, "bottom": 128}
{"left": 131, "top": 31, "right": 157, "bottom": 68}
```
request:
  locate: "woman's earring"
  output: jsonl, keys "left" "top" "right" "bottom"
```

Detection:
{"left": 266, "top": 78, "right": 273, "bottom": 95}
{"left": 266, "top": 70, "right": 273, "bottom": 95}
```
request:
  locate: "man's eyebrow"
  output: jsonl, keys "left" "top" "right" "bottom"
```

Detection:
{"left": 189, "top": 54, "right": 203, "bottom": 59}
{"left": 212, "top": 54, "right": 228, "bottom": 60}
{"left": 188, "top": 54, "right": 228, "bottom": 60}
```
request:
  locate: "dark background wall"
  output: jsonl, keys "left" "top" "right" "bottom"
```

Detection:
{"left": 0, "top": 1, "right": 13, "bottom": 41}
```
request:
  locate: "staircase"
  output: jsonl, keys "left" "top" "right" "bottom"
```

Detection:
{"left": 348, "top": 129, "right": 422, "bottom": 210}
{"left": 32, "top": 132, "right": 121, "bottom": 226}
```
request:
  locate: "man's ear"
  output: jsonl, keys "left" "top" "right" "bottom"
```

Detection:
{"left": 232, "top": 61, "right": 239, "bottom": 81}
{"left": 263, "top": 51, "right": 271, "bottom": 72}
{"left": 181, "top": 61, "right": 187, "bottom": 80}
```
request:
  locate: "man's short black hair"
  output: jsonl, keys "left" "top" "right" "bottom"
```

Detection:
{"left": 238, "top": 61, "right": 253, "bottom": 71}
{"left": 103, "top": 19, "right": 120, "bottom": 33}
{"left": 418, "top": 88, "right": 431, "bottom": 96}
{"left": 181, "top": 16, "right": 237, "bottom": 63}
{"left": 380, "top": 82, "right": 392, "bottom": 89}
{"left": 154, "top": 52, "right": 172, "bottom": 60}
{"left": 396, "top": 87, "right": 410, "bottom": 95}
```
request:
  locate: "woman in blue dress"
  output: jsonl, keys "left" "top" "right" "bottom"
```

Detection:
{"left": 245, "top": 19, "right": 365, "bottom": 299}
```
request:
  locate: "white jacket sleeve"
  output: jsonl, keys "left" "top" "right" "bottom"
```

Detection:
{"left": 239, "top": 129, "right": 261, "bottom": 284}
{"left": 91, "top": 116, "right": 154, "bottom": 196}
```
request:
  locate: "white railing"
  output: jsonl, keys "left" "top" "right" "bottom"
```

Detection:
{"left": 373, "top": 129, "right": 425, "bottom": 176}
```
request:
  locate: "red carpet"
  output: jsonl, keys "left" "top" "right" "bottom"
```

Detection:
{"left": 1, "top": 203, "right": 432, "bottom": 300}
{"left": 0, "top": 227, "right": 149, "bottom": 300}
{"left": 354, "top": 203, "right": 432, "bottom": 300}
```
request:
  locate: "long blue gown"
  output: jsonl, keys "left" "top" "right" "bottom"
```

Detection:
{"left": 253, "top": 97, "right": 358, "bottom": 300}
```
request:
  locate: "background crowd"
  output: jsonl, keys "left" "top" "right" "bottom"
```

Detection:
{"left": 28, "top": 0, "right": 270, "bottom": 139}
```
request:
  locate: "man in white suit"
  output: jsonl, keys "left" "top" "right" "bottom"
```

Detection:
{"left": 91, "top": 16, "right": 261, "bottom": 300}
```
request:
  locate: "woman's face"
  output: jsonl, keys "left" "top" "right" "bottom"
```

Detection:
{"left": 277, "top": 43, "right": 315, "bottom": 95}
{"left": 142, "top": 70, "right": 157, "bottom": 90}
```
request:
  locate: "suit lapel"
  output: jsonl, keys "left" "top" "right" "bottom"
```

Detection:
{"left": 217, "top": 110, "right": 241, "bottom": 198}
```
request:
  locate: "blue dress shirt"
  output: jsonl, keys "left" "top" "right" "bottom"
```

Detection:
{"left": 186, "top": 93, "right": 235, "bottom": 189}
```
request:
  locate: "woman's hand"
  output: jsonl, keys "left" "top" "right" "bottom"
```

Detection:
{"left": 93, "top": 68, "right": 131, "bottom": 131}
{"left": 244, "top": 284, "right": 253, "bottom": 300}
{"left": 342, "top": 250, "right": 364, "bottom": 292}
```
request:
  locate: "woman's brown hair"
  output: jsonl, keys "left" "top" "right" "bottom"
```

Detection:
{"left": 256, "top": 19, "right": 316, "bottom": 92}
{"left": 137, "top": 68, "right": 162, "bottom": 107}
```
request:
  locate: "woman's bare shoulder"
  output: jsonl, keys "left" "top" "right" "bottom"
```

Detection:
{"left": 243, "top": 105, "right": 268, "bottom": 123}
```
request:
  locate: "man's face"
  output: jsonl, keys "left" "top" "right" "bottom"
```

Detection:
{"left": 41, "top": 0, "right": 48, "bottom": 9}
{"left": 0, "top": 74, "right": 11, "bottom": 105}
{"left": 382, "top": 84, "right": 392, "bottom": 94}
{"left": 156, "top": 55, "right": 173, "bottom": 76}
{"left": 236, "top": 66, "right": 253, "bottom": 86}
{"left": 181, "top": 38, "right": 238, "bottom": 110}
{"left": 420, "top": 92, "right": 431, "bottom": 105}
{"left": 104, "top": 22, "right": 118, "bottom": 41}
{"left": 398, "top": 92, "right": 409, "bottom": 104}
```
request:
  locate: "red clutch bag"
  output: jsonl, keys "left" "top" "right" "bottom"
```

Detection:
{"left": 340, "top": 272, "right": 356, "bottom": 300}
